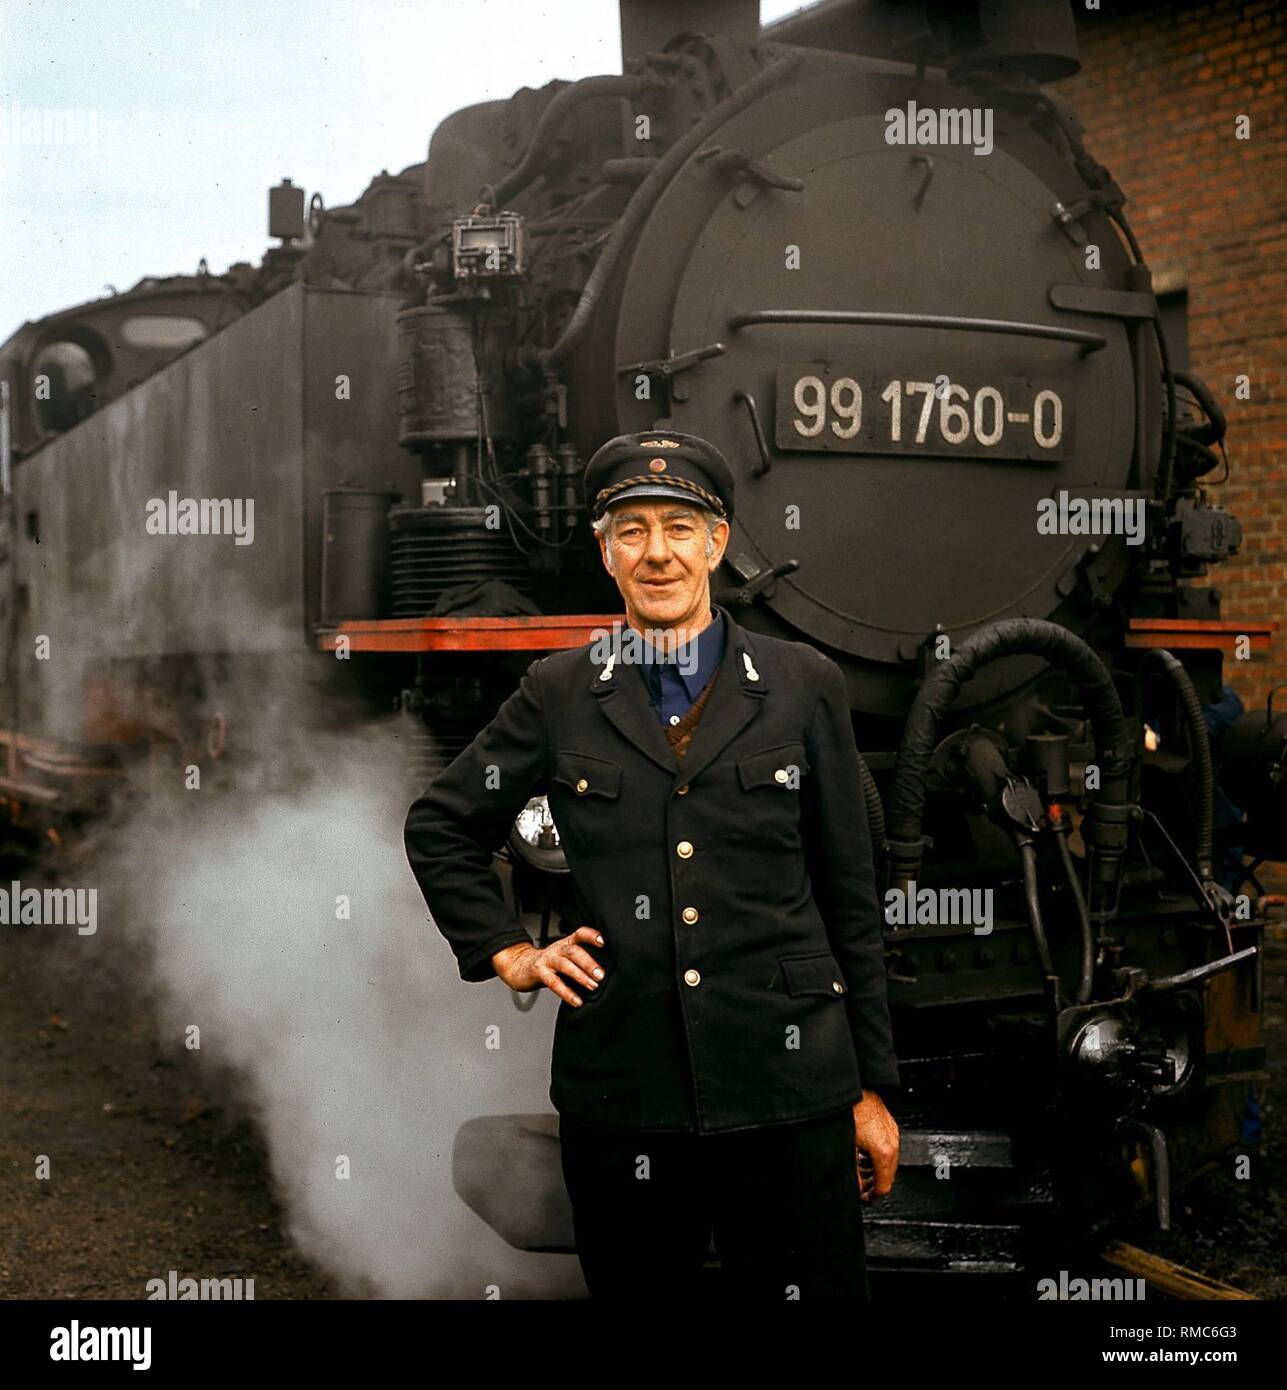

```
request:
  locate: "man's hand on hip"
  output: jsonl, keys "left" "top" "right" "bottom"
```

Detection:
{"left": 492, "top": 927, "right": 606, "bottom": 1006}
{"left": 852, "top": 1090, "right": 900, "bottom": 1202}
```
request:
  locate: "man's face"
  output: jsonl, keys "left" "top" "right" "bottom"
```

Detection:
{"left": 598, "top": 500, "right": 730, "bottom": 628}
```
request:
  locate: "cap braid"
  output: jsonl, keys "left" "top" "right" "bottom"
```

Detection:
{"left": 594, "top": 473, "right": 727, "bottom": 519}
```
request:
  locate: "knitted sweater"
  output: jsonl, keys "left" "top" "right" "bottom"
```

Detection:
{"left": 663, "top": 668, "right": 721, "bottom": 763}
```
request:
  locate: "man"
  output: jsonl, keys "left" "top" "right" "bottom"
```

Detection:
{"left": 404, "top": 429, "right": 900, "bottom": 1300}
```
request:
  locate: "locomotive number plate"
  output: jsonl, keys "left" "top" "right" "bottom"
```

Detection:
{"left": 774, "top": 364, "right": 1071, "bottom": 462}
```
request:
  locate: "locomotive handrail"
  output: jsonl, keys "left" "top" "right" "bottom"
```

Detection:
{"left": 727, "top": 309, "right": 1108, "bottom": 354}
{"left": 732, "top": 389, "right": 771, "bottom": 476}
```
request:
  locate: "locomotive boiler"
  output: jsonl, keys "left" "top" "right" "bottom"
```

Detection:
{"left": 1, "top": 0, "right": 1282, "bottom": 1285}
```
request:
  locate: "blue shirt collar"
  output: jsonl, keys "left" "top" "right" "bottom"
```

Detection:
{"left": 639, "top": 607, "right": 727, "bottom": 701}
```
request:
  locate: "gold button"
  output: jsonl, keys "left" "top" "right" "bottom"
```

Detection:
{"left": 575, "top": 777, "right": 588, "bottom": 794}
{"left": 832, "top": 981, "right": 844, "bottom": 994}
{"left": 774, "top": 768, "right": 789, "bottom": 784}
{"left": 676, "top": 784, "right": 690, "bottom": 796}
{"left": 682, "top": 907, "right": 699, "bottom": 924}
{"left": 676, "top": 840, "right": 693, "bottom": 858}
{"left": 684, "top": 969, "right": 701, "bottom": 987}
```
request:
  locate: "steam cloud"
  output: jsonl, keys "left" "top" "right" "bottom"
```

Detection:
{"left": 87, "top": 633, "right": 583, "bottom": 1299}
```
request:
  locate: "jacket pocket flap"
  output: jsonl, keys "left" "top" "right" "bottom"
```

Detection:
{"left": 737, "top": 742, "right": 810, "bottom": 791}
{"left": 553, "top": 750, "right": 622, "bottom": 799}
{"left": 780, "top": 953, "right": 848, "bottom": 998}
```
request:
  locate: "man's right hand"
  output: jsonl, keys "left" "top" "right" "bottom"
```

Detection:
{"left": 492, "top": 927, "right": 606, "bottom": 1006}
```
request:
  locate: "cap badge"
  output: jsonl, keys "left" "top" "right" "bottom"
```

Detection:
{"left": 648, "top": 458, "right": 667, "bottom": 472}
{"left": 640, "top": 439, "right": 681, "bottom": 448}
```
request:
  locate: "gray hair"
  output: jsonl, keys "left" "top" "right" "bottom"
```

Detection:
{"left": 592, "top": 503, "right": 722, "bottom": 573}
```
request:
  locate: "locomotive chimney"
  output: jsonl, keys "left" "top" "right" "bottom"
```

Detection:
{"left": 619, "top": 0, "right": 758, "bottom": 66}
{"left": 764, "top": 1, "right": 1081, "bottom": 81}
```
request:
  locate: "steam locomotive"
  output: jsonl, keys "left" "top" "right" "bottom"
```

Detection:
{"left": 2, "top": 0, "right": 1283, "bottom": 1285}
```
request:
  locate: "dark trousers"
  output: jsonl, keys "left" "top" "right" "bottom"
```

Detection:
{"left": 558, "top": 1106, "right": 868, "bottom": 1301}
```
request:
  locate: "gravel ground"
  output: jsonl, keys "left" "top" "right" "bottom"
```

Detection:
{"left": 0, "top": 847, "right": 335, "bottom": 1300}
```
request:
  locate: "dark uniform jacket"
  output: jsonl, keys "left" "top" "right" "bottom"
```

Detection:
{"left": 403, "top": 602, "right": 900, "bottom": 1134}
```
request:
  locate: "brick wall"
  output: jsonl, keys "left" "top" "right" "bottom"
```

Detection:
{"left": 1062, "top": 0, "right": 1287, "bottom": 722}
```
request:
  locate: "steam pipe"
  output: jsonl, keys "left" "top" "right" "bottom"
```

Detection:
{"left": 963, "top": 732, "right": 1090, "bottom": 1004}
{"left": 1141, "top": 648, "right": 1214, "bottom": 885}
{"left": 1054, "top": 819, "right": 1095, "bottom": 1004}
{"left": 491, "top": 75, "right": 651, "bottom": 208}
{"left": 1019, "top": 839, "right": 1058, "bottom": 990}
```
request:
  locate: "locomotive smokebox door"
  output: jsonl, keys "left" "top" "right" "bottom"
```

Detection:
{"left": 597, "top": 66, "right": 1151, "bottom": 716}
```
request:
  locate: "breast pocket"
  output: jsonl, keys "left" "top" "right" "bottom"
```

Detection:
{"left": 736, "top": 742, "right": 810, "bottom": 793}
{"left": 732, "top": 742, "right": 810, "bottom": 849}
{"left": 550, "top": 750, "right": 624, "bottom": 856}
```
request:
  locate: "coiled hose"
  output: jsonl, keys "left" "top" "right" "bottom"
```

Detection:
{"left": 858, "top": 752, "right": 886, "bottom": 876}
{"left": 886, "top": 618, "right": 1134, "bottom": 891}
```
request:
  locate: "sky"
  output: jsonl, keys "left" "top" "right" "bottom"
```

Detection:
{"left": 0, "top": 0, "right": 809, "bottom": 342}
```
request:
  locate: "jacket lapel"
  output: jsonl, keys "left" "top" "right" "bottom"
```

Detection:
{"left": 588, "top": 603, "right": 768, "bottom": 782}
